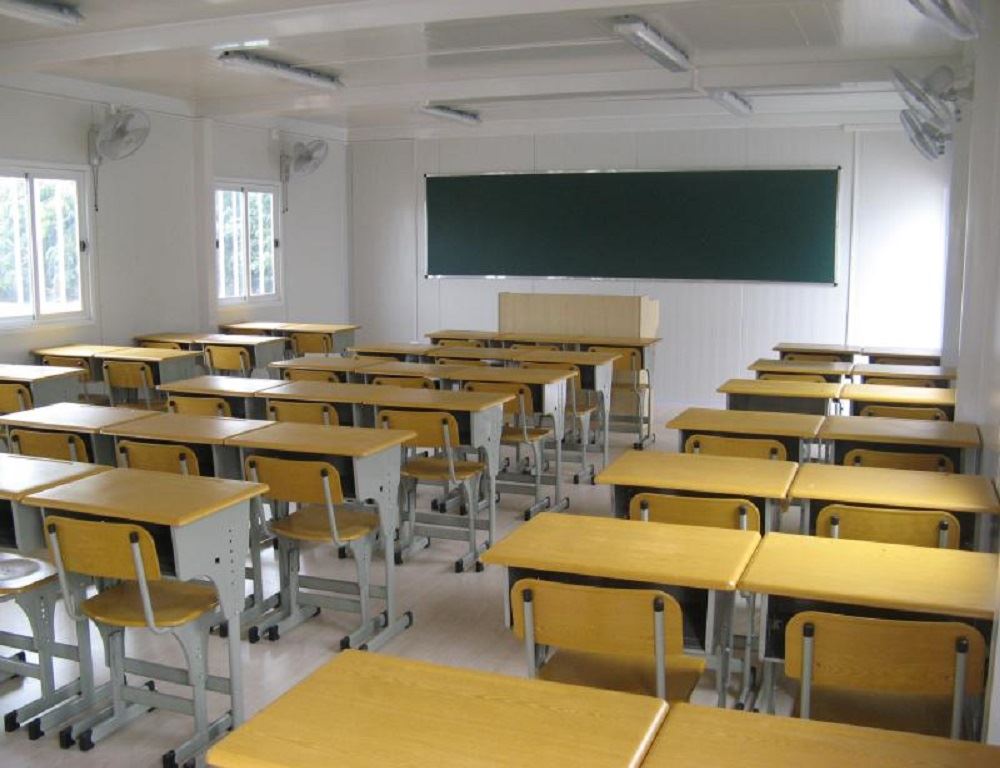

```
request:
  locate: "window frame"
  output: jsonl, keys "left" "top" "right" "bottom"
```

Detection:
{"left": 214, "top": 179, "right": 282, "bottom": 308}
{"left": 0, "top": 161, "right": 94, "bottom": 331}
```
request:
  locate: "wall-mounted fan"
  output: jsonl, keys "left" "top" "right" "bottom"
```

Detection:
{"left": 891, "top": 66, "right": 972, "bottom": 160}
{"left": 901, "top": 110, "right": 951, "bottom": 161}
{"left": 88, "top": 107, "right": 151, "bottom": 211}
{"left": 279, "top": 139, "right": 328, "bottom": 212}
{"left": 906, "top": 0, "right": 979, "bottom": 40}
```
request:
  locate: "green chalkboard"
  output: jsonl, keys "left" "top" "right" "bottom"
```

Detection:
{"left": 426, "top": 169, "right": 838, "bottom": 283}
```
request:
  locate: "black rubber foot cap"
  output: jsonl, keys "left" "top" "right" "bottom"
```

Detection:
{"left": 27, "top": 719, "right": 43, "bottom": 740}
{"left": 247, "top": 626, "right": 260, "bottom": 644}
{"left": 145, "top": 680, "right": 156, "bottom": 692}
{"left": 405, "top": 610, "right": 415, "bottom": 628}
{"left": 454, "top": 560, "right": 464, "bottom": 573}
{"left": 394, "top": 552, "right": 403, "bottom": 565}
{"left": 218, "top": 622, "right": 229, "bottom": 639}
{"left": 523, "top": 510, "right": 532, "bottom": 521}
{"left": 338, "top": 546, "right": 348, "bottom": 559}
{"left": 162, "top": 749, "right": 178, "bottom": 768}
{"left": 79, "top": 729, "right": 94, "bottom": 752}
{"left": 59, "top": 726, "right": 75, "bottom": 749}
{"left": 4, "top": 710, "right": 19, "bottom": 733}
{"left": 339, "top": 635, "right": 351, "bottom": 651}
{"left": 265, "top": 626, "right": 279, "bottom": 642}
{"left": 475, "top": 561, "right": 484, "bottom": 572}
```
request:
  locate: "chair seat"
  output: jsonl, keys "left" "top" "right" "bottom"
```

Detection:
{"left": 271, "top": 504, "right": 378, "bottom": 543}
{"left": 402, "top": 456, "right": 484, "bottom": 481}
{"left": 538, "top": 649, "right": 705, "bottom": 703}
{"left": 83, "top": 580, "right": 218, "bottom": 628}
{"left": 500, "top": 426, "right": 552, "bottom": 444}
{"left": 0, "top": 553, "right": 57, "bottom": 597}
{"left": 795, "top": 686, "right": 955, "bottom": 738}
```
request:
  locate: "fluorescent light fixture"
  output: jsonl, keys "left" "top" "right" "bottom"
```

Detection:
{"left": 613, "top": 15, "right": 690, "bottom": 72}
{"left": 710, "top": 90, "right": 753, "bottom": 116}
{"left": 906, "top": 0, "right": 979, "bottom": 40}
{"left": 419, "top": 104, "right": 481, "bottom": 126}
{"left": 0, "top": 0, "right": 83, "bottom": 26}
{"left": 217, "top": 50, "right": 341, "bottom": 90}
{"left": 212, "top": 39, "right": 270, "bottom": 51}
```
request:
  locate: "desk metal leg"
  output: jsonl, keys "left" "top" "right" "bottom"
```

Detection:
{"left": 799, "top": 499, "right": 811, "bottom": 535}
{"left": 715, "top": 590, "right": 735, "bottom": 708}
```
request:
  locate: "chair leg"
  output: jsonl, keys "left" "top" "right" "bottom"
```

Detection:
{"left": 174, "top": 622, "right": 209, "bottom": 745}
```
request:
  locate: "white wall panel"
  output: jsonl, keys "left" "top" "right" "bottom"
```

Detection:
{"left": 533, "top": 131, "right": 637, "bottom": 170}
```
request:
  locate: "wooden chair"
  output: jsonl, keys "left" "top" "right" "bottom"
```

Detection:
{"left": 290, "top": 332, "right": 332, "bottom": 356}
{"left": 685, "top": 433, "right": 787, "bottom": 461}
{"left": 464, "top": 381, "right": 551, "bottom": 520}
{"left": 373, "top": 376, "right": 433, "bottom": 389}
{"left": 629, "top": 493, "right": 761, "bottom": 532}
{"left": 267, "top": 401, "right": 337, "bottom": 426}
{"left": 785, "top": 353, "right": 841, "bottom": 363}
{"left": 866, "top": 377, "right": 936, "bottom": 388}
{"left": 140, "top": 341, "right": 181, "bottom": 350}
{"left": 103, "top": 361, "right": 156, "bottom": 408}
{"left": 0, "top": 383, "right": 32, "bottom": 413}
{"left": 45, "top": 516, "right": 219, "bottom": 759}
{"left": 379, "top": 410, "right": 489, "bottom": 572}
{"left": 117, "top": 440, "right": 200, "bottom": 476}
{"left": 10, "top": 429, "right": 90, "bottom": 463}
{"left": 511, "top": 579, "right": 704, "bottom": 701}
{"left": 785, "top": 611, "right": 985, "bottom": 738}
{"left": 860, "top": 405, "right": 948, "bottom": 421}
{"left": 282, "top": 368, "right": 340, "bottom": 383}
{"left": 435, "top": 339, "right": 483, "bottom": 348}
{"left": 760, "top": 373, "right": 827, "bottom": 383}
{"left": 204, "top": 345, "right": 250, "bottom": 376}
{"left": 844, "top": 448, "right": 954, "bottom": 473}
{"left": 243, "top": 456, "right": 379, "bottom": 647}
{"left": 167, "top": 395, "right": 232, "bottom": 417}
{"left": 816, "top": 504, "right": 960, "bottom": 548}
{"left": 43, "top": 354, "right": 94, "bottom": 402}
{"left": 588, "top": 345, "right": 652, "bottom": 449}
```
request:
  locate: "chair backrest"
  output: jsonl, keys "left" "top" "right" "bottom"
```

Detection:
{"left": 140, "top": 341, "right": 181, "bottom": 350}
{"left": 588, "top": 346, "right": 640, "bottom": 374}
{"left": 760, "top": 373, "right": 827, "bottom": 384}
{"left": 785, "top": 353, "right": 841, "bottom": 363}
{"left": 860, "top": 405, "right": 948, "bottom": 421}
{"left": 684, "top": 433, "right": 787, "bottom": 461}
{"left": 844, "top": 448, "right": 954, "bottom": 473}
{"left": 244, "top": 455, "right": 344, "bottom": 505}
{"left": 45, "top": 515, "right": 161, "bottom": 581}
{"left": 464, "top": 381, "right": 535, "bottom": 420}
{"left": 435, "top": 339, "right": 483, "bottom": 348}
{"left": 379, "top": 409, "right": 459, "bottom": 450}
{"left": 10, "top": 429, "right": 90, "bottom": 463}
{"left": 816, "top": 504, "right": 960, "bottom": 548}
{"left": 291, "top": 332, "right": 332, "bottom": 356}
{"left": 0, "top": 383, "right": 33, "bottom": 413}
{"left": 866, "top": 377, "right": 936, "bottom": 388}
{"left": 103, "top": 360, "right": 153, "bottom": 390}
{"left": 42, "top": 355, "right": 90, "bottom": 382}
{"left": 373, "top": 376, "right": 433, "bottom": 389}
{"left": 870, "top": 355, "right": 939, "bottom": 366}
{"left": 267, "top": 400, "right": 338, "bottom": 426}
{"left": 167, "top": 395, "right": 232, "bottom": 417}
{"left": 117, "top": 439, "right": 200, "bottom": 476}
{"left": 205, "top": 345, "right": 250, "bottom": 375}
{"left": 282, "top": 368, "right": 340, "bottom": 383}
{"left": 629, "top": 493, "right": 761, "bottom": 533}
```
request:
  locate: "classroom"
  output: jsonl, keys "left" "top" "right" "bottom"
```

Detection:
{"left": 0, "top": 1, "right": 999, "bottom": 766}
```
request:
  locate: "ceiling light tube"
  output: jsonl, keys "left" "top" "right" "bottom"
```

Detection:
{"left": 217, "top": 50, "right": 341, "bottom": 90}
{"left": 613, "top": 16, "right": 690, "bottom": 73}
{"left": 420, "top": 104, "right": 481, "bottom": 126}
{"left": 710, "top": 90, "right": 753, "bottom": 116}
{"left": 0, "top": 0, "right": 83, "bottom": 26}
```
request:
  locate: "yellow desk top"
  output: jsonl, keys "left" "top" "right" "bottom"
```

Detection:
{"left": 32, "top": 344, "right": 130, "bottom": 359}
{"left": 133, "top": 332, "right": 203, "bottom": 345}
{"left": 748, "top": 358, "right": 853, "bottom": 376}
{"left": 25, "top": 468, "right": 267, "bottom": 527}
{"left": 482, "top": 513, "right": 760, "bottom": 591}
{"left": 498, "top": 331, "right": 661, "bottom": 347}
{"left": 0, "top": 403, "right": 158, "bottom": 434}
{"left": 281, "top": 322, "right": 359, "bottom": 334}
{"left": 862, "top": 345, "right": 942, "bottom": 360}
{"left": 791, "top": 462, "right": 1000, "bottom": 514}
{"left": 513, "top": 349, "right": 621, "bottom": 366}
{"left": 94, "top": 347, "right": 201, "bottom": 363}
{"left": 220, "top": 321, "right": 289, "bottom": 332}
{"left": 349, "top": 342, "right": 435, "bottom": 356}
{"left": 101, "top": 413, "right": 272, "bottom": 446}
{"left": 366, "top": 386, "right": 512, "bottom": 412}
{"left": 207, "top": 650, "right": 666, "bottom": 768}
{"left": 450, "top": 366, "right": 574, "bottom": 385}
{"left": 0, "top": 363, "right": 85, "bottom": 383}
{"left": 739, "top": 533, "right": 996, "bottom": 620}
{"left": 426, "top": 329, "right": 502, "bottom": 341}
{"left": 226, "top": 422, "right": 415, "bottom": 458}
{"left": 195, "top": 333, "right": 285, "bottom": 346}
{"left": 718, "top": 378, "right": 842, "bottom": 400}
{"left": 596, "top": 450, "right": 797, "bottom": 499}
{"left": 645, "top": 702, "right": 1000, "bottom": 768}
{"left": 666, "top": 407, "right": 823, "bottom": 439}
{"left": 773, "top": 342, "right": 861, "bottom": 355}
{"left": 425, "top": 346, "right": 525, "bottom": 361}
{"left": 159, "top": 376, "right": 285, "bottom": 398}
{"left": 359, "top": 361, "right": 467, "bottom": 379}
{"left": 263, "top": 381, "right": 378, "bottom": 405}
{"left": 841, "top": 383, "right": 955, "bottom": 407}
{"left": 269, "top": 356, "right": 372, "bottom": 374}
{"left": 0, "top": 454, "right": 110, "bottom": 501}
{"left": 819, "top": 415, "right": 980, "bottom": 448}
{"left": 854, "top": 363, "right": 956, "bottom": 380}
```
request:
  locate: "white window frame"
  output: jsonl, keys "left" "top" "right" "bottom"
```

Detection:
{"left": 214, "top": 180, "right": 282, "bottom": 307}
{"left": 0, "top": 162, "right": 94, "bottom": 331}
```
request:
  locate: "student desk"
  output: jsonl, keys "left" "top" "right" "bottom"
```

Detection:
{"left": 159, "top": 375, "right": 285, "bottom": 419}
{"left": 773, "top": 342, "right": 860, "bottom": 362}
{"left": 30, "top": 344, "right": 129, "bottom": 384}
{"left": 26, "top": 468, "right": 266, "bottom": 758}
{"left": 132, "top": 331, "right": 203, "bottom": 347}
{"left": 225, "top": 422, "right": 415, "bottom": 650}
{"left": 357, "top": 360, "right": 469, "bottom": 386}
{"left": 101, "top": 412, "right": 271, "bottom": 479}
{"left": 268, "top": 355, "right": 375, "bottom": 380}
{"left": 222, "top": 322, "right": 360, "bottom": 354}
{"left": 0, "top": 403, "right": 157, "bottom": 465}
{"left": 424, "top": 345, "right": 524, "bottom": 364}
{"left": 207, "top": 649, "right": 666, "bottom": 768}
{"left": 666, "top": 407, "right": 823, "bottom": 463}
{"left": 790, "top": 462, "right": 1000, "bottom": 549}
{"left": 596, "top": 450, "right": 796, "bottom": 532}
{"left": 261, "top": 381, "right": 378, "bottom": 425}
{"left": 719, "top": 378, "right": 842, "bottom": 416}
{"left": 425, "top": 328, "right": 502, "bottom": 345}
{"left": 854, "top": 363, "right": 956, "bottom": 387}
{"left": 818, "top": 415, "right": 981, "bottom": 474}
{"left": 0, "top": 363, "right": 85, "bottom": 407}
{"left": 748, "top": 358, "right": 852, "bottom": 383}
{"left": 645, "top": 702, "right": 1000, "bottom": 768}
{"left": 841, "top": 382, "right": 956, "bottom": 419}
{"left": 863, "top": 345, "right": 942, "bottom": 366}
{"left": 738, "top": 533, "right": 996, "bottom": 714}
{"left": 348, "top": 342, "right": 435, "bottom": 360}
{"left": 93, "top": 347, "right": 201, "bottom": 386}
{"left": 482, "top": 512, "right": 760, "bottom": 707}
{"left": 193, "top": 334, "right": 288, "bottom": 373}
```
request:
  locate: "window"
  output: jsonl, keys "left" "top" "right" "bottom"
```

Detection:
{"left": 0, "top": 168, "right": 89, "bottom": 324}
{"left": 215, "top": 183, "right": 279, "bottom": 303}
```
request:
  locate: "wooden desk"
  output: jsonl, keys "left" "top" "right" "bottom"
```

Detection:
{"left": 645, "top": 702, "right": 1000, "bottom": 768}
{"left": 207, "top": 650, "right": 666, "bottom": 768}
{"left": 483, "top": 512, "right": 760, "bottom": 706}
{"left": 863, "top": 345, "right": 942, "bottom": 366}
{"left": 0, "top": 363, "right": 85, "bottom": 407}
{"left": 218, "top": 321, "right": 289, "bottom": 333}
{"left": 348, "top": 341, "right": 435, "bottom": 360}
{"left": 424, "top": 345, "right": 524, "bottom": 363}
{"left": 93, "top": 347, "right": 201, "bottom": 385}
{"left": 854, "top": 363, "right": 956, "bottom": 387}
{"left": 0, "top": 402, "right": 158, "bottom": 465}
{"left": 425, "top": 328, "right": 502, "bottom": 344}
{"left": 158, "top": 375, "right": 285, "bottom": 419}
{"left": 133, "top": 331, "right": 203, "bottom": 346}
{"left": 819, "top": 415, "right": 981, "bottom": 473}
{"left": 773, "top": 342, "right": 860, "bottom": 362}
{"left": 842, "top": 382, "right": 956, "bottom": 419}
{"left": 357, "top": 360, "right": 467, "bottom": 385}
{"left": 666, "top": 407, "right": 823, "bottom": 463}
{"left": 30, "top": 344, "right": 130, "bottom": 384}
{"left": 596, "top": 450, "right": 796, "bottom": 531}
{"left": 194, "top": 334, "right": 287, "bottom": 373}
{"left": 719, "top": 378, "right": 842, "bottom": 416}
{"left": 26, "top": 468, "right": 266, "bottom": 742}
{"left": 748, "top": 358, "right": 852, "bottom": 382}
{"left": 262, "top": 381, "right": 378, "bottom": 425}
{"left": 220, "top": 322, "right": 359, "bottom": 354}
{"left": 268, "top": 355, "right": 375, "bottom": 380}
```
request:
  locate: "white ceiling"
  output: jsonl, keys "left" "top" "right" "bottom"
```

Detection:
{"left": 0, "top": 0, "right": 967, "bottom": 138}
